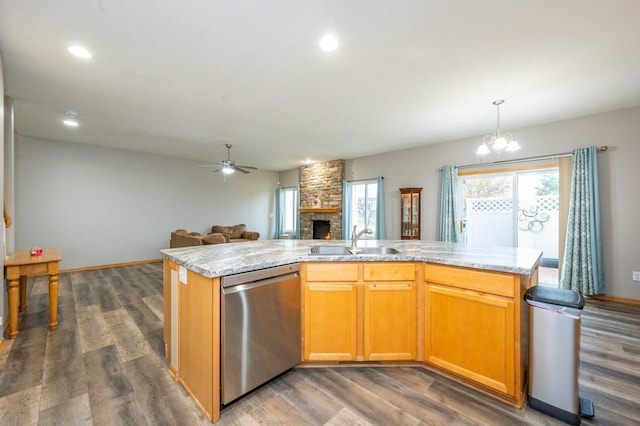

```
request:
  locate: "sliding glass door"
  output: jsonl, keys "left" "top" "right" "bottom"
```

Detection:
{"left": 460, "top": 166, "right": 560, "bottom": 285}
{"left": 461, "top": 173, "right": 514, "bottom": 247}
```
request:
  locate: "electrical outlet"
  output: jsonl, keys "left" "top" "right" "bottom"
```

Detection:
{"left": 633, "top": 271, "right": 640, "bottom": 282}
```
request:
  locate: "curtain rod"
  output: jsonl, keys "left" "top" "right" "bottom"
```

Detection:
{"left": 445, "top": 146, "right": 608, "bottom": 171}
{"left": 345, "top": 176, "right": 384, "bottom": 183}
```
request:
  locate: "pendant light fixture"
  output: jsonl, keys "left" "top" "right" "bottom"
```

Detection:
{"left": 476, "top": 100, "right": 520, "bottom": 155}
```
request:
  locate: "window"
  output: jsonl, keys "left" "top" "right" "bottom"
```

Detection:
{"left": 344, "top": 179, "right": 380, "bottom": 240}
{"left": 276, "top": 186, "right": 299, "bottom": 238}
{"left": 282, "top": 187, "right": 298, "bottom": 234}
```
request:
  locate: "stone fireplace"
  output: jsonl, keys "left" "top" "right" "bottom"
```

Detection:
{"left": 299, "top": 159, "right": 344, "bottom": 239}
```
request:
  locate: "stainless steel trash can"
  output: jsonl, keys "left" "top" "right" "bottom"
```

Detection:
{"left": 524, "top": 286, "right": 594, "bottom": 425}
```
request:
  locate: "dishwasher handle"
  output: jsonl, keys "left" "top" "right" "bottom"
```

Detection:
{"left": 221, "top": 272, "right": 300, "bottom": 296}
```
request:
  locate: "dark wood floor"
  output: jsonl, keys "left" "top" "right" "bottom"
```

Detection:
{"left": 0, "top": 262, "right": 638, "bottom": 425}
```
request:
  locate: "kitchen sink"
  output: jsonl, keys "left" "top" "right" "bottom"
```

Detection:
{"left": 350, "top": 247, "right": 401, "bottom": 255}
{"left": 309, "top": 245, "right": 400, "bottom": 255}
{"left": 309, "top": 245, "right": 352, "bottom": 255}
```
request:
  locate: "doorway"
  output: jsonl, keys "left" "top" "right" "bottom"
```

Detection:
{"left": 460, "top": 166, "right": 560, "bottom": 286}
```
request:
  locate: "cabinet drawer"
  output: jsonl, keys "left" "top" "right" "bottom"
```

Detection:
{"left": 305, "top": 263, "right": 359, "bottom": 282}
{"left": 363, "top": 263, "right": 415, "bottom": 281}
{"left": 424, "top": 263, "right": 516, "bottom": 298}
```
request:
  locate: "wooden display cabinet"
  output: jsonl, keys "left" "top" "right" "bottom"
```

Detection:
{"left": 400, "top": 187, "right": 422, "bottom": 239}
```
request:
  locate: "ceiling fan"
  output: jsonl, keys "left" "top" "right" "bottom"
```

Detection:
{"left": 199, "top": 144, "right": 257, "bottom": 175}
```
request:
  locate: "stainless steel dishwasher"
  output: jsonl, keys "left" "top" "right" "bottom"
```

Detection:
{"left": 220, "top": 263, "right": 301, "bottom": 405}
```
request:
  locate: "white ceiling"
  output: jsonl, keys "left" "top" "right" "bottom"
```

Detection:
{"left": 1, "top": 1, "right": 640, "bottom": 171}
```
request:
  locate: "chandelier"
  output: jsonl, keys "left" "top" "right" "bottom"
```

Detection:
{"left": 476, "top": 100, "right": 520, "bottom": 155}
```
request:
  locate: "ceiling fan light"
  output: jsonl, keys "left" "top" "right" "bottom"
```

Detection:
{"left": 222, "top": 165, "right": 234, "bottom": 175}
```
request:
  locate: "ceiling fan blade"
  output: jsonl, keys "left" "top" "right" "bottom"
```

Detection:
{"left": 199, "top": 144, "right": 255, "bottom": 175}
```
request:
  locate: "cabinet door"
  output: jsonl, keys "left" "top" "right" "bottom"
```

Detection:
{"left": 401, "top": 194, "right": 411, "bottom": 237}
{"left": 425, "top": 284, "right": 515, "bottom": 396}
{"left": 304, "top": 283, "right": 357, "bottom": 361}
{"left": 411, "top": 193, "right": 419, "bottom": 237}
{"left": 364, "top": 282, "right": 416, "bottom": 361}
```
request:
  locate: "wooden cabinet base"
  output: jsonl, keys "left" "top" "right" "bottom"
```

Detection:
{"left": 164, "top": 260, "right": 536, "bottom": 423}
{"left": 423, "top": 263, "right": 533, "bottom": 407}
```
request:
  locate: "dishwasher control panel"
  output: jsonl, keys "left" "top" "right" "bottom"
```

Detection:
{"left": 221, "top": 263, "right": 300, "bottom": 287}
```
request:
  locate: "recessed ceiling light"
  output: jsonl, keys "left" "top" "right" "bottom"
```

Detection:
{"left": 63, "top": 119, "right": 79, "bottom": 127}
{"left": 319, "top": 34, "right": 338, "bottom": 52}
{"left": 67, "top": 45, "right": 93, "bottom": 59}
{"left": 303, "top": 159, "right": 314, "bottom": 164}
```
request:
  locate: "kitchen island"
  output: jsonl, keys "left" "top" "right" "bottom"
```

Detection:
{"left": 161, "top": 239, "right": 541, "bottom": 423}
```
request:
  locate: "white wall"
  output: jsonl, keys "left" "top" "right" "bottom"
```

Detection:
{"left": 345, "top": 106, "right": 640, "bottom": 300}
{"left": 15, "top": 136, "right": 279, "bottom": 269}
{"left": 278, "top": 168, "right": 299, "bottom": 188}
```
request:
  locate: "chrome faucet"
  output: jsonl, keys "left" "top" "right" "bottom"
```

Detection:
{"left": 351, "top": 225, "right": 372, "bottom": 250}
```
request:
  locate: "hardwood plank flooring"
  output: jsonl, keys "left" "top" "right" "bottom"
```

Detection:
{"left": 1, "top": 262, "right": 638, "bottom": 425}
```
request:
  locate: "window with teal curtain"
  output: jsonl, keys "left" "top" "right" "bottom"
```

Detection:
{"left": 439, "top": 165, "right": 460, "bottom": 242}
{"left": 560, "top": 146, "right": 605, "bottom": 295}
{"left": 342, "top": 178, "right": 384, "bottom": 239}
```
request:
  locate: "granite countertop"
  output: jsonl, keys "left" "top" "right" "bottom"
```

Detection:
{"left": 160, "top": 239, "right": 542, "bottom": 278}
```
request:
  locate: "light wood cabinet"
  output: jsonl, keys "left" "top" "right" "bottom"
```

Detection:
{"left": 303, "top": 262, "right": 417, "bottom": 362}
{"left": 424, "top": 263, "right": 522, "bottom": 399}
{"left": 363, "top": 262, "right": 416, "bottom": 360}
{"left": 164, "top": 259, "right": 535, "bottom": 423}
{"left": 364, "top": 282, "right": 416, "bottom": 360}
{"left": 303, "top": 263, "right": 359, "bottom": 361}
{"left": 304, "top": 283, "right": 358, "bottom": 360}
{"left": 164, "top": 260, "right": 221, "bottom": 422}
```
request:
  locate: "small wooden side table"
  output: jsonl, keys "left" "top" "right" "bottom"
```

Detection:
{"left": 4, "top": 248, "right": 62, "bottom": 339}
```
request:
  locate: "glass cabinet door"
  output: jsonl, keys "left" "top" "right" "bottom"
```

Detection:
{"left": 400, "top": 188, "right": 421, "bottom": 240}
{"left": 402, "top": 194, "right": 411, "bottom": 237}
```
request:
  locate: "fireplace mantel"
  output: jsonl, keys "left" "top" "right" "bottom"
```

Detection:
{"left": 298, "top": 208, "right": 339, "bottom": 213}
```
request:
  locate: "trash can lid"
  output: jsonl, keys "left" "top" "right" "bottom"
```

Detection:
{"left": 524, "top": 286, "right": 585, "bottom": 309}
